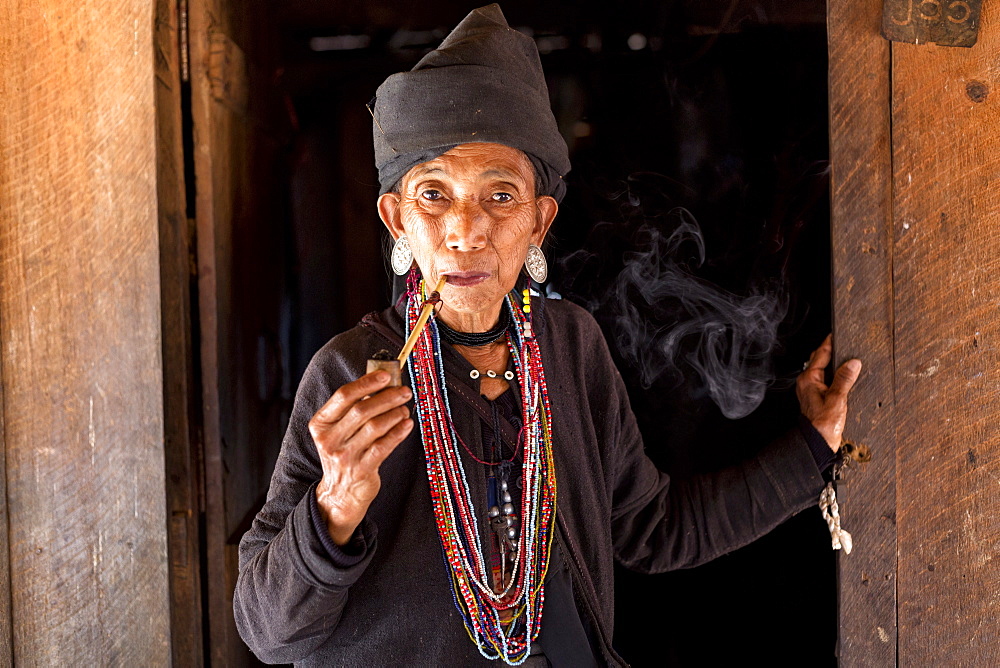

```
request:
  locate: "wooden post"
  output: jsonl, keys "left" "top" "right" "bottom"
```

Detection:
{"left": 155, "top": 0, "right": 206, "bottom": 665}
{"left": 0, "top": 0, "right": 172, "bottom": 663}
{"left": 187, "top": 0, "right": 291, "bottom": 661}
{"left": 828, "top": 0, "right": 897, "bottom": 663}
{"left": 0, "top": 365, "right": 10, "bottom": 664}
{"left": 891, "top": 1, "right": 1000, "bottom": 661}
{"left": 831, "top": 0, "right": 1000, "bottom": 663}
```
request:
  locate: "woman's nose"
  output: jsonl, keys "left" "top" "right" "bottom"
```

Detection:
{"left": 444, "top": 200, "right": 488, "bottom": 251}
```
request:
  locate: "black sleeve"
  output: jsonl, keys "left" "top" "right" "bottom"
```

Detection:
{"left": 232, "top": 340, "right": 378, "bottom": 663}
{"left": 797, "top": 413, "right": 838, "bottom": 473}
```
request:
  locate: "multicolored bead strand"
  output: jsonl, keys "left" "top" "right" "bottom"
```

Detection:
{"left": 404, "top": 277, "right": 557, "bottom": 665}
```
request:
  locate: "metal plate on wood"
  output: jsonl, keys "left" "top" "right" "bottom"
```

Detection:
{"left": 882, "top": 0, "right": 982, "bottom": 47}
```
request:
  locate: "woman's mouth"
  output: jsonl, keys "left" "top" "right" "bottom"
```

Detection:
{"left": 442, "top": 272, "right": 490, "bottom": 287}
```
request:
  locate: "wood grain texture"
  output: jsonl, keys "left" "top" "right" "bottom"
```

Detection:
{"left": 827, "top": 0, "right": 897, "bottom": 664}
{"left": 891, "top": 0, "right": 1000, "bottom": 662}
{"left": 0, "top": 1, "right": 171, "bottom": 664}
{"left": 188, "top": 0, "right": 239, "bottom": 659}
{"left": 0, "top": 348, "right": 11, "bottom": 665}
{"left": 155, "top": 0, "right": 205, "bottom": 664}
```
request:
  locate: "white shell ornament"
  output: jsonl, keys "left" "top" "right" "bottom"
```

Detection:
{"left": 391, "top": 236, "right": 414, "bottom": 276}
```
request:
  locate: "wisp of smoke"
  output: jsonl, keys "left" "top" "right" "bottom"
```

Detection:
{"left": 570, "top": 208, "right": 788, "bottom": 420}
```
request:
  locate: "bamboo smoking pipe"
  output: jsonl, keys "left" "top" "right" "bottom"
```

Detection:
{"left": 365, "top": 275, "right": 446, "bottom": 386}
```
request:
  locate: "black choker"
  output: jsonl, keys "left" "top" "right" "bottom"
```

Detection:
{"left": 436, "top": 307, "right": 511, "bottom": 347}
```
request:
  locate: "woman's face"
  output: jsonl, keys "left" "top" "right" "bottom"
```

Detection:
{"left": 378, "top": 143, "right": 558, "bottom": 329}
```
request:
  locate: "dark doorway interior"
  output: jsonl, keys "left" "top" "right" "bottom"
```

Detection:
{"left": 234, "top": 1, "right": 834, "bottom": 664}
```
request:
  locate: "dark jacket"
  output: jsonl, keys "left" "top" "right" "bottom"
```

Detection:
{"left": 234, "top": 298, "right": 826, "bottom": 666}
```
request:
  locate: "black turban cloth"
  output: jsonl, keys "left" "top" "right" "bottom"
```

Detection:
{"left": 371, "top": 4, "right": 571, "bottom": 202}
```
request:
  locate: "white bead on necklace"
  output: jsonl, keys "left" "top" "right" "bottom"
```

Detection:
{"left": 469, "top": 369, "right": 515, "bottom": 380}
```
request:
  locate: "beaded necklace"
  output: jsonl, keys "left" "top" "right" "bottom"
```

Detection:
{"left": 405, "top": 274, "right": 557, "bottom": 666}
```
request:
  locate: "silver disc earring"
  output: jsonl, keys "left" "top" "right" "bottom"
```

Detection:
{"left": 390, "top": 235, "right": 413, "bottom": 276}
{"left": 524, "top": 244, "right": 548, "bottom": 283}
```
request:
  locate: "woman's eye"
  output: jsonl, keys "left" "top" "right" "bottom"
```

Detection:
{"left": 420, "top": 190, "right": 443, "bottom": 201}
{"left": 492, "top": 192, "right": 513, "bottom": 203}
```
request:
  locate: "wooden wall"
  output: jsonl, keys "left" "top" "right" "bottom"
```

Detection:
{"left": 891, "top": 2, "right": 1000, "bottom": 661}
{"left": 0, "top": 1, "right": 172, "bottom": 664}
{"left": 830, "top": 0, "right": 1000, "bottom": 664}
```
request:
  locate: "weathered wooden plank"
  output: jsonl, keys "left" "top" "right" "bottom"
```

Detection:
{"left": 0, "top": 349, "right": 12, "bottom": 665}
{"left": 891, "top": 1, "right": 1000, "bottom": 662}
{"left": 189, "top": 0, "right": 290, "bottom": 661}
{"left": 0, "top": 1, "right": 171, "bottom": 664}
{"left": 155, "top": 0, "right": 205, "bottom": 664}
{"left": 188, "top": 0, "right": 239, "bottom": 659}
{"left": 827, "top": 0, "right": 897, "bottom": 664}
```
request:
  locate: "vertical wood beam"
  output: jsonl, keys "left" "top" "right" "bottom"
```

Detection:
{"left": 155, "top": 0, "right": 205, "bottom": 664}
{"left": 0, "top": 350, "right": 10, "bottom": 664}
{"left": 828, "top": 0, "right": 897, "bottom": 664}
{"left": 187, "top": 0, "right": 289, "bottom": 660}
{"left": 891, "top": 1, "right": 1000, "bottom": 662}
{"left": 187, "top": 0, "right": 243, "bottom": 661}
{"left": 0, "top": 1, "right": 171, "bottom": 663}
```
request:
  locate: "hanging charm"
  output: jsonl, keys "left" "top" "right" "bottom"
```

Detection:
{"left": 819, "top": 482, "right": 853, "bottom": 555}
{"left": 488, "top": 475, "right": 520, "bottom": 586}
{"left": 391, "top": 235, "right": 414, "bottom": 276}
{"left": 524, "top": 244, "right": 548, "bottom": 283}
{"left": 521, "top": 288, "right": 533, "bottom": 340}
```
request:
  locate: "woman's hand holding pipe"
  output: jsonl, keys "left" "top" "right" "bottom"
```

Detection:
{"left": 796, "top": 333, "right": 863, "bottom": 452}
{"left": 310, "top": 371, "right": 414, "bottom": 546}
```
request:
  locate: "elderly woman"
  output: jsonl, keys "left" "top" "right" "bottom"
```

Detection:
{"left": 234, "top": 5, "right": 861, "bottom": 666}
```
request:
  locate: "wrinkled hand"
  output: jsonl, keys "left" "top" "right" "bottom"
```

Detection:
{"left": 311, "top": 371, "right": 414, "bottom": 545}
{"left": 796, "top": 334, "right": 862, "bottom": 452}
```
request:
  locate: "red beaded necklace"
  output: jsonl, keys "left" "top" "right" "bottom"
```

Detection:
{"left": 405, "top": 275, "right": 557, "bottom": 665}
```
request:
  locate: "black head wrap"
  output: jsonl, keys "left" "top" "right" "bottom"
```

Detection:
{"left": 371, "top": 4, "right": 571, "bottom": 202}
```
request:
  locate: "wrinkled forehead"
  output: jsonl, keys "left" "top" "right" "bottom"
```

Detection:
{"left": 403, "top": 143, "right": 535, "bottom": 187}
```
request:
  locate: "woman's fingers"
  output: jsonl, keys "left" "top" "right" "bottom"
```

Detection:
{"left": 361, "top": 418, "right": 415, "bottom": 470}
{"left": 828, "top": 358, "right": 862, "bottom": 401}
{"left": 332, "top": 385, "right": 412, "bottom": 444}
{"left": 309, "top": 372, "right": 417, "bottom": 545}
{"left": 314, "top": 370, "right": 394, "bottom": 423}
{"left": 310, "top": 377, "right": 412, "bottom": 480}
{"left": 804, "top": 334, "right": 833, "bottom": 376}
{"left": 796, "top": 335, "right": 864, "bottom": 451}
{"left": 310, "top": 377, "right": 411, "bottom": 447}
{"left": 344, "top": 405, "right": 411, "bottom": 455}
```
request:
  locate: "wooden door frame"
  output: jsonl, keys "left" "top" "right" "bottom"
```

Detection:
{"left": 828, "top": 0, "right": 897, "bottom": 663}
{"left": 155, "top": 0, "right": 207, "bottom": 665}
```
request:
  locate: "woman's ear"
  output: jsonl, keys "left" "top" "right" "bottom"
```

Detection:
{"left": 377, "top": 192, "right": 404, "bottom": 239}
{"left": 532, "top": 195, "right": 558, "bottom": 246}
